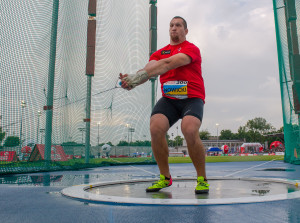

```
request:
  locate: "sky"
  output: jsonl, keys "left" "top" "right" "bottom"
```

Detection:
{"left": 155, "top": 0, "right": 282, "bottom": 137}
{"left": 0, "top": 0, "right": 283, "bottom": 145}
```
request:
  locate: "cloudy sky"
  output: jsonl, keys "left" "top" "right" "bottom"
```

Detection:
{"left": 155, "top": 0, "right": 282, "bottom": 137}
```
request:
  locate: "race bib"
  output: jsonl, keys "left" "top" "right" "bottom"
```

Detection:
{"left": 163, "top": 81, "right": 188, "bottom": 99}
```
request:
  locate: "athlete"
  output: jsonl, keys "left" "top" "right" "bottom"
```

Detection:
{"left": 119, "top": 16, "right": 209, "bottom": 194}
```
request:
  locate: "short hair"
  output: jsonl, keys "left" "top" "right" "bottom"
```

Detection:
{"left": 172, "top": 16, "right": 187, "bottom": 29}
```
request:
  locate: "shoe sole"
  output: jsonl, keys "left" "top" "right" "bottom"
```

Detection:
{"left": 195, "top": 189, "right": 209, "bottom": 194}
{"left": 146, "top": 184, "right": 172, "bottom": 192}
{"left": 146, "top": 188, "right": 163, "bottom": 192}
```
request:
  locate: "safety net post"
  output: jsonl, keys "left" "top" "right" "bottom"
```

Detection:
{"left": 273, "top": 0, "right": 300, "bottom": 163}
{"left": 44, "top": 0, "right": 60, "bottom": 162}
{"left": 84, "top": 0, "right": 97, "bottom": 164}
{"left": 149, "top": 0, "right": 157, "bottom": 162}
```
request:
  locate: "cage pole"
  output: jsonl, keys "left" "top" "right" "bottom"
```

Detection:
{"left": 44, "top": 0, "right": 59, "bottom": 161}
{"left": 149, "top": 0, "right": 157, "bottom": 161}
{"left": 84, "top": 0, "right": 97, "bottom": 164}
{"left": 149, "top": 0, "right": 157, "bottom": 110}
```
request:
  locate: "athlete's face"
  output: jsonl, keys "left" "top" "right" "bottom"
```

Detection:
{"left": 169, "top": 18, "right": 188, "bottom": 43}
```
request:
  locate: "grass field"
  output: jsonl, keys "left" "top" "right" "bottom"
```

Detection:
{"left": 0, "top": 155, "right": 284, "bottom": 166}
{"left": 0, "top": 155, "right": 285, "bottom": 175}
{"left": 99, "top": 155, "right": 284, "bottom": 164}
{"left": 106, "top": 155, "right": 284, "bottom": 164}
{"left": 168, "top": 155, "right": 284, "bottom": 163}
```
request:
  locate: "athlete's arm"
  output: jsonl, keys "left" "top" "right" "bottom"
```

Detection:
{"left": 120, "top": 53, "right": 191, "bottom": 90}
{"left": 144, "top": 53, "right": 191, "bottom": 78}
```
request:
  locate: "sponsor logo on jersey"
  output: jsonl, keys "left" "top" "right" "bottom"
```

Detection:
{"left": 161, "top": 50, "right": 171, "bottom": 55}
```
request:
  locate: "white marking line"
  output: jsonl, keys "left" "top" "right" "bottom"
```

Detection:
{"left": 224, "top": 159, "right": 277, "bottom": 177}
{"left": 128, "top": 165, "right": 157, "bottom": 175}
{"left": 110, "top": 158, "right": 157, "bottom": 175}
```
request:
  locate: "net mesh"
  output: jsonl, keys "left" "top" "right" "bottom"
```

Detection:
{"left": 273, "top": 0, "right": 300, "bottom": 164}
{"left": 0, "top": 0, "right": 155, "bottom": 174}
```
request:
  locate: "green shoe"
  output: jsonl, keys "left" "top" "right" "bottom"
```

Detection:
{"left": 146, "top": 174, "right": 172, "bottom": 192}
{"left": 195, "top": 176, "right": 209, "bottom": 194}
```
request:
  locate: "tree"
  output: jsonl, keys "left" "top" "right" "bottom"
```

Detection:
{"left": 199, "top": 130, "right": 210, "bottom": 140}
{"left": 117, "top": 141, "right": 129, "bottom": 146}
{"left": 117, "top": 140, "right": 151, "bottom": 146}
{"left": 247, "top": 130, "right": 264, "bottom": 143}
{"left": 236, "top": 117, "right": 278, "bottom": 144}
{"left": 166, "top": 133, "right": 170, "bottom": 141}
{"left": 245, "top": 117, "right": 275, "bottom": 135}
{"left": 98, "top": 142, "right": 114, "bottom": 147}
{"left": 166, "top": 133, "right": 174, "bottom": 147}
{"left": 174, "top": 135, "right": 183, "bottom": 146}
{"left": 106, "top": 142, "right": 113, "bottom": 146}
{"left": 278, "top": 126, "right": 284, "bottom": 133}
{"left": 0, "top": 128, "right": 5, "bottom": 145}
{"left": 61, "top": 141, "right": 79, "bottom": 146}
{"left": 237, "top": 126, "right": 251, "bottom": 142}
{"left": 131, "top": 140, "right": 150, "bottom": 146}
{"left": 4, "top": 136, "right": 20, "bottom": 147}
{"left": 219, "top": 129, "right": 235, "bottom": 140}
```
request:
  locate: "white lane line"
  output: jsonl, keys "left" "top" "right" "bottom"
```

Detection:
{"left": 128, "top": 165, "right": 157, "bottom": 175}
{"left": 224, "top": 159, "right": 277, "bottom": 177}
{"left": 110, "top": 158, "right": 157, "bottom": 175}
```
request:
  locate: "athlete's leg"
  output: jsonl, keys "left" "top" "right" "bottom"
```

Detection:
{"left": 150, "top": 114, "right": 171, "bottom": 178}
{"left": 181, "top": 115, "right": 206, "bottom": 178}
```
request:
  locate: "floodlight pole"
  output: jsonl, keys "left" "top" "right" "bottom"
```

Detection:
{"left": 36, "top": 111, "right": 42, "bottom": 144}
{"left": 97, "top": 122, "right": 100, "bottom": 146}
{"left": 84, "top": 0, "right": 97, "bottom": 164}
{"left": 19, "top": 100, "right": 26, "bottom": 150}
{"left": 216, "top": 123, "right": 219, "bottom": 148}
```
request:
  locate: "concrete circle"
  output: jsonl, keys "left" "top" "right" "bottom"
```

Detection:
{"left": 61, "top": 177, "right": 300, "bottom": 206}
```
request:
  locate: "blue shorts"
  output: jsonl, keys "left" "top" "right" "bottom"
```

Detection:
{"left": 151, "top": 97, "right": 204, "bottom": 127}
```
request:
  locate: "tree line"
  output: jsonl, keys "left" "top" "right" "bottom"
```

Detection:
{"left": 0, "top": 117, "right": 283, "bottom": 148}
{"left": 199, "top": 117, "right": 283, "bottom": 145}
{"left": 166, "top": 117, "right": 283, "bottom": 147}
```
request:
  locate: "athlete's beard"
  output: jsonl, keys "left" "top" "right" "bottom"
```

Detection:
{"left": 170, "top": 34, "right": 179, "bottom": 42}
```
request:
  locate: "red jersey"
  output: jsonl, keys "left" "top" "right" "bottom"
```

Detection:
{"left": 149, "top": 40, "right": 205, "bottom": 102}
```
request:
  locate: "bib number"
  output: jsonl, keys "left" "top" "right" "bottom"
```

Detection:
{"left": 163, "top": 81, "right": 188, "bottom": 99}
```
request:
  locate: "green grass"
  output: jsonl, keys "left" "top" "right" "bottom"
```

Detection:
{"left": 0, "top": 155, "right": 285, "bottom": 175}
{"left": 57, "top": 157, "right": 153, "bottom": 166}
{"left": 168, "top": 155, "right": 284, "bottom": 163}
{"left": 0, "top": 156, "right": 284, "bottom": 167}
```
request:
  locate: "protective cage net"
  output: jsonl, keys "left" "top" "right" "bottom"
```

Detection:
{"left": 273, "top": 0, "right": 300, "bottom": 164}
{"left": 0, "top": 0, "right": 156, "bottom": 174}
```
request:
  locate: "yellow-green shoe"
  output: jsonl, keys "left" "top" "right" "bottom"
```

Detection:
{"left": 195, "top": 176, "right": 209, "bottom": 194}
{"left": 146, "top": 174, "right": 172, "bottom": 192}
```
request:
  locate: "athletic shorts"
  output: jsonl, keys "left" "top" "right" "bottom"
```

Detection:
{"left": 151, "top": 97, "right": 204, "bottom": 127}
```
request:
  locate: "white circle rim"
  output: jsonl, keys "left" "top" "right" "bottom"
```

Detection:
{"left": 61, "top": 177, "right": 300, "bottom": 206}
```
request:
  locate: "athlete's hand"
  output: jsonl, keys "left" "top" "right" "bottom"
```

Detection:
{"left": 119, "top": 70, "right": 149, "bottom": 90}
{"left": 119, "top": 73, "right": 132, "bottom": 90}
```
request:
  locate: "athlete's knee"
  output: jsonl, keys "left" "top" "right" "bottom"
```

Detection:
{"left": 182, "top": 116, "right": 201, "bottom": 138}
{"left": 182, "top": 124, "right": 200, "bottom": 146}
{"left": 150, "top": 115, "right": 169, "bottom": 138}
{"left": 182, "top": 122, "right": 198, "bottom": 136}
{"left": 150, "top": 123, "right": 167, "bottom": 138}
{"left": 182, "top": 128, "right": 199, "bottom": 141}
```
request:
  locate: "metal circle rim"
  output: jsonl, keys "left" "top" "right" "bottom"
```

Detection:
{"left": 61, "top": 177, "right": 300, "bottom": 206}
